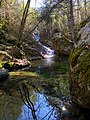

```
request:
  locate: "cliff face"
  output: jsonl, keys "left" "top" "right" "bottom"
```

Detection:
{"left": 69, "top": 21, "right": 90, "bottom": 109}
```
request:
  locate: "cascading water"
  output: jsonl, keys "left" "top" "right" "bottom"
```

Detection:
{"left": 33, "top": 33, "right": 54, "bottom": 58}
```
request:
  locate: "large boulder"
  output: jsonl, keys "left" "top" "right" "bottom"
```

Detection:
{"left": 13, "top": 58, "right": 31, "bottom": 70}
{"left": 69, "top": 21, "right": 90, "bottom": 109}
{"left": 52, "top": 33, "right": 71, "bottom": 57}
{"left": 23, "top": 42, "right": 43, "bottom": 60}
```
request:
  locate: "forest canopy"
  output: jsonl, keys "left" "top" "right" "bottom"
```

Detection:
{"left": 0, "top": 0, "right": 90, "bottom": 58}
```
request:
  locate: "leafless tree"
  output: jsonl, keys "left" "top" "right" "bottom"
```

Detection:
{"left": 18, "top": 0, "right": 31, "bottom": 43}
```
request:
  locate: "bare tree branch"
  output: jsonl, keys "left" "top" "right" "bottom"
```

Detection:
{"left": 18, "top": 0, "right": 31, "bottom": 43}
{"left": 24, "top": 0, "right": 65, "bottom": 40}
{"left": 22, "top": 83, "right": 37, "bottom": 120}
{"left": 17, "top": 83, "right": 37, "bottom": 120}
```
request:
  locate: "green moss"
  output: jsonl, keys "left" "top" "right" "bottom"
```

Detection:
{"left": 9, "top": 71, "right": 39, "bottom": 83}
{"left": 0, "top": 61, "right": 14, "bottom": 68}
{"left": 69, "top": 48, "right": 90, "bottom": 108}
{"left": 0, "top": 20, "right": 7, "bottom": 32}
{"left": 0, "top": 51, "right": 14, "bottom": 68}
{"left": 69, "top": 47, "right": 84, "bottom": 67}
{"left": 79, "top": 51, "right": 90, "bottom": 68}
{"left": 0, "top": 61, "right": 2, "bottom": 67}
{"left": 0, "top": 51, "right": 12, "bottom": 60}
{"left": 10, "top": 71, "right": 38, "bottom": 77}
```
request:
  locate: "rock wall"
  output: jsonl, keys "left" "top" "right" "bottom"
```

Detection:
{"left": 69, "top": 21, "right": 90, "bottom": 109}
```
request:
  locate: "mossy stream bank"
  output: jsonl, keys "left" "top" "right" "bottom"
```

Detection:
{"left": 0, "top": 58, "right": 89, "bottom": 120}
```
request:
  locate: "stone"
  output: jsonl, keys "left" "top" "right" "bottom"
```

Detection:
{"left": 13, "top": 58, "right": 31, "bottom": 70}
{"left": 0, "top": 68, "right": 9, "bottom": 83}
{"left": 69, "top": 21, "right": 90, "bottom": 109}
{"left": 52, "top": 34, "right": 71, "bottom": 57}
{"left": 77, "top": 21, "right": 90, "bottom": 48}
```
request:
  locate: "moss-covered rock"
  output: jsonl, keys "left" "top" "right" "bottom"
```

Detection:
{"left": 6, "top": 46, "right": 22, "bottom": 59}
{"left": 52, "top": 34, "right": 71, "bottom": 57}
{"left": 69, "top": 21, "right": 90, "bottom": 109}
{"left": 0, "top": 51, "right": 12, "bottom": 61}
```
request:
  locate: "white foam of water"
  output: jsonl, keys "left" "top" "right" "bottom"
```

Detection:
{"left": 33, "top": 33, "right": 54, "bottom": 58}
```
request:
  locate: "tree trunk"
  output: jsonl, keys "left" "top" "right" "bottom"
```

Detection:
{"left": 0, "top": 0, "right": 3, "bottom": 7}
{"left": 69, "top": 0, "right": 74, "bottom": 43}
{"left": 84, "top": 0, "right": 87, "bottom": 18}
{"left": 18, "top": 0, "right": 31, "bottom": 43}
{"left": 77, "top": 0, "right": 80, "bottom": 23}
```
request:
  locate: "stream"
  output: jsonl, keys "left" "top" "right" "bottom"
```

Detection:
{"left": 32, "top": 32, "right": 54, "bottom": 58}
{"left": 0, "top": 58, "right": 71, "bottom": 120}
{"left": 0, "top": 32, "right": 88, "bottom": 120}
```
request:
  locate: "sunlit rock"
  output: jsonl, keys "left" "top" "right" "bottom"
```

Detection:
{"left": 13, "top": 58, "right": 31, "bottom": 70}
{"left": 77, "top": 21, "right": 90, "bottom": 48}
{"left": 69, "top": 21, "right": 90, "bottom": 109}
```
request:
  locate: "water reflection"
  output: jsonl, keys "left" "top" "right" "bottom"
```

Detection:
{"left": 0, "top": 91, "right": 23, "bottom": 120}
{"left": 0, "top": 83, "right": 68, "bottom": 120}
{"left": 31, "top": 58, "right": 55, "bottom": 67}
{"left": 0, "top": 59, "right": 70, "bottom": 120}
{"left": 44, "top": 58, "right": 54, "bottom": 66}
{"left": 18, "top": 94, "right": 58, "bottom": 120}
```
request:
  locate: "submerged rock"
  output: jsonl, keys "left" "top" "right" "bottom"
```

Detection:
{"left": 69, "top": 21, "right": 90, "bottom": 109}
{"left": 0, "top": 68, "right": 9, "bottom": 82}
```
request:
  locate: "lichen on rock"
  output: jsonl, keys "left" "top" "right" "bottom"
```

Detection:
{"left": 69, "top": 21, "right": 90, "bottom": 109}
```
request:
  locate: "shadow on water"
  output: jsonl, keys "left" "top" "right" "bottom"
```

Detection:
{"left": 0, "top": 58, "right": 89, "bottom": 120}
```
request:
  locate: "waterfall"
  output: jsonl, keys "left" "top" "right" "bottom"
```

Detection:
{"left": 33, "top": 33, "right": 54, "bottom": 58}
